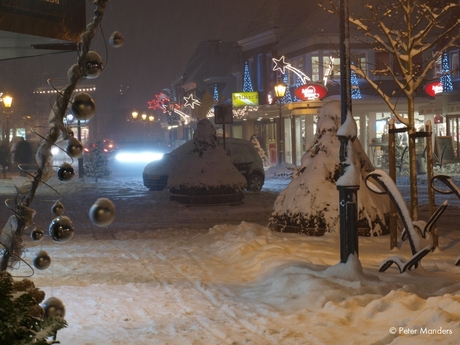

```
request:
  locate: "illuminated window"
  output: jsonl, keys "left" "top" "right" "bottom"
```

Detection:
{"left": 354, "top": 53, "right": 367, "bottom": 77}
{"left": 434, "top": 55, "right": 442, "bottom": 78}
{"left": 450, "top": 51, "right": 459, "bottom": 79}
{"left": 312, "top": 56, "right": 320, "bottom": 82}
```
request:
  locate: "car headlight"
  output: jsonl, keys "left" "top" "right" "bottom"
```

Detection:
{"left": 115, "top": 151, "right": 164, "bottom": 163}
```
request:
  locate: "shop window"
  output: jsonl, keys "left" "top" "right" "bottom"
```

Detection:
{"left": 450, "top": 51, "right": 459, "bottom": 79}
{"left": 354, "top": 53, "right": 367, "bottom": 76}
{"left": 312, "top": 56, "right": 320, "bottom": 82}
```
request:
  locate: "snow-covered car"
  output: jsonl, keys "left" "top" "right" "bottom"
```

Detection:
{"left": 143, "top": 137, "right": 265, "bottom": 191}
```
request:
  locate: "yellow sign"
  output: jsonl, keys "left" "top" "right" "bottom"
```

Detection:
{"left": 232, "top": 92, "right": 259, "bottom": 107}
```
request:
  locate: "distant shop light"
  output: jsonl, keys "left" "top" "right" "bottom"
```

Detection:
{"left": 294, "top": 84, "right": 328, "bottom": 100}
{"left": 424, "top": 81, "right": 442, "bottom": 97}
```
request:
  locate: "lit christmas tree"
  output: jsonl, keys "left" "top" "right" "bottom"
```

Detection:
{"left": 84, "top": 140, "right": 111, "bottom": 183}
{"left": 293, "top": 76, "right": 304, "bottom": 102}
{"left": 243, "top": 62, "right": 254, "bottom": 92}
{"left": 351, "top": 67, "right": 362, "bottom": 99}
{"left": 281, "top": 73, "right": 292, "bottom": 104}
{"left": 213, "top": 84, "right": 219, "bottom": 101}
{"left": 441, "top": 51, "right": 453, "bottom": 93}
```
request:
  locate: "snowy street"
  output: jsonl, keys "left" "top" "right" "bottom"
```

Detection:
{"left": 1, "top": 173, "right": 460, "bottom": 344}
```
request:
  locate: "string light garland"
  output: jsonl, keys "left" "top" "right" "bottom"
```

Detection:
{"left": 441, "top": 51, "right": 453, "bottom": 93}
{"left": 243, "top": 62, "right": 254, "bottom": 92}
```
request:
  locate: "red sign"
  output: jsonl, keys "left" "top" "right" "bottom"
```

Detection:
{"left": 295, "top": 84, "right": 328, "bottom": 100}
{"left": 424, "top": 81, "right": 442, "bottom": 97}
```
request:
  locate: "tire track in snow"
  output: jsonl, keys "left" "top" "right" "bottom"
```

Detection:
{"left": 151, "top": 249, "right": 279, "bottom": 345}
{"left": 122, "top": 244, "right": 231, "bottom": 343}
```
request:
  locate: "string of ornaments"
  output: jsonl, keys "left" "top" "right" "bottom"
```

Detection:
{"left": 0, "top": 2, "right": 123, "bottom": 334}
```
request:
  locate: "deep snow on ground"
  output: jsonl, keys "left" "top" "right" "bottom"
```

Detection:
{"left": 1, "top": 170, "right": 460, "bottom": 345}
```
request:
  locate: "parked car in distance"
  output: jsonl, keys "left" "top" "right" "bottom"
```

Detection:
{"left": 83, "top": 139, "right": 118, "bottom": 157}
{"left": 143, "top": 137, "right": 265, "bottom": 191}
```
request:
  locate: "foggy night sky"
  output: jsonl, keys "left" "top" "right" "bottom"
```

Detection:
{"left": 0, "top": 0, "right": 267, "bottom": 117}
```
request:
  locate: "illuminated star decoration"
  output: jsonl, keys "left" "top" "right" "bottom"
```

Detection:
{"left": 272, "top": 56, "right": 311, "bottom": 84}
{"left": 148, "top": 92, "right": 170, "bottom": 112}
{"left": 173, "top": 109, "right": 191, "bottom": 124}
{"left": 183, "top": 94, "right": 201, "bottom": 109}
{"left": 148, "top": 91, "right": 191, "bottom": 123}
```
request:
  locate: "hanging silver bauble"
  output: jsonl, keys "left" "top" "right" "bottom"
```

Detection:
{"left": 33, "top": 250, "right": 51, "bottom": 270}
{"left": 89, "top": 198, "right": 115, "bottom": 227}
{"left": 70, "top": 92, "right": 96, "bottom": 121}
{"left": 30, "top": 227, "right": 45, "bottom": 242}
{"left": 109, "top": 31, "right": 124, "bottom": 48}
{"left": 51, "top": 201, "right": 65, "bottom": 216}
{"left": 56, "top": 162, "right": 75, "bottom": 181}
{"left": 85, "top": 51, "right": 103, "bottom": 79}
{"left": 48, "top": 216, "right": 75, "bottom": 243}
{"left": 42, "top": 297, "right": 66, "bottom": 318}
{"left": 66, "top": 137, "right": 83, "bottom": 159}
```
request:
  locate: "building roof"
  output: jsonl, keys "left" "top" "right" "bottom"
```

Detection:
{"left": 0, "top": 0, "right": 85, "bottom": 61}
{"left": 241, "top": 0, "right": 313, "bottom": 40}
{"left": 175, "top": 40, "right": 240, "bottom": 97}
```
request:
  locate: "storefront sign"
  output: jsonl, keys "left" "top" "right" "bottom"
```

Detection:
{"left": 294, "top": 84, "right": 328, "bottom": 100}
{"left": 232, "top": 92, "right": 259, "bottom": 107}
{"left": 424, "top": 81, "right": 442, "bottom": 97}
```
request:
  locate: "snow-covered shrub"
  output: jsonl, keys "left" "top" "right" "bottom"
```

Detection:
{"left": 84, "top": 140, "right": 111, "bottom": 182}
{"left": 0, "top": 271, "right": 67, "bottom": 344}
{"left": 167, "top": 119, "right": 246, "bottom": 204}
{"left": 269, "top": 101, "right": 390, "bottom": 236}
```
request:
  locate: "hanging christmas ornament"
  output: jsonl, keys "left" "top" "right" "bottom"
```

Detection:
{"left": 70, "top": 92, "right": 96, "bottom": 121}
{"left": 85, "top": 51, "right": 103, "bottom": 79}
{"left": 66, "top": 137, "right": 83, "bottom": 159}
{"left": 33, "top": 250, "right": 51, "bottom": 270}
{"left": 30, "top": 227, "right": 45, "bottom": 242}
{"left": 48, "top": 216, "right": 75, "bottom": 243}
{"left": 51, "top": 201, "right": 65, "bottom": 216}
{"left": 109, "top": 31, "right": 124, "bottom": 48}
{"left": 89, "top": 198, "right": 115, "bottom": 227}
{"left": 42, "top": 297, "right": 66, "bottom": 318}
{"left": 56, "top": 162, "right": 75, "bottom": 181}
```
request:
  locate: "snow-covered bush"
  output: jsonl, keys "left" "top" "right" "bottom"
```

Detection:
{"left": 167, "top": 119, "right": 246, "bottom": 203}
{"left": 84, "top": 140, "right": 111, "bottom": 183}
{"left": 269, "top": 101, "right": 390, "bottom": 236}
{"left": 0, "top": 271, "right": 67, "bottom": 344}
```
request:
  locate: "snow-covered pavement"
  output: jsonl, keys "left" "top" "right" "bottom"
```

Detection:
{"left": 1, "top": 173, "right": 460, "bottom": 344}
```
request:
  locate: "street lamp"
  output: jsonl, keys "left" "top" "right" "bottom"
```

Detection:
{"left": 2, "top": 95, "right": 13, "bottom": 145}
{"left": 167, "top": 102, "right": 177, "bottom": 146}
{"left": 274, "top": 80, "right": 287, "bottom": 165}
{"left": 131, "top": 111, "right": 154, "bottom": 140}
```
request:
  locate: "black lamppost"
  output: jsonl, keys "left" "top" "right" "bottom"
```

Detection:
{"left": 338, "top": 0, "right": 359, "bottom": 263}
{"left": 2, "top": 95, "right": 13, "bottom": 145}
{"left": 274, "top": 80, "right": 287, "bottom": 166}
{"left": 167, "top": 102, "right": 177, "bottom": 146}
